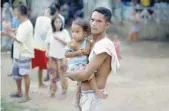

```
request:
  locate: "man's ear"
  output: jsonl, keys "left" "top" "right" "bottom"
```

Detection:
{"left": 106, "top": 22, "right": 111, "bottom": 29}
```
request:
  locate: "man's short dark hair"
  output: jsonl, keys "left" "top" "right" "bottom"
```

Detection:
{"left": 93, "top": 7, "right": 112, "bottom": 22}
{"left": 49, "top": 6, "right": 56, "bottom": 16}
{"left": 18, "top": 5, "right": 28, "bottom": 16}
{"left": 54, "top": 3, "right": 61, "bottom": 12}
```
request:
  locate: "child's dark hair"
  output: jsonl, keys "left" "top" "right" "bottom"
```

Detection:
{"left": 51, "top": 16, "right": 63, "bottom": 32}
{"left": 72, "top": 18, "right": 90, "bottom": 35}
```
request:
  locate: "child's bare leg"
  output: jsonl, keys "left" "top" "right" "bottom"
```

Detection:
{"left": 74, "top": 82, "right": 81, "bottom": 110}
{"left": 128, "top": 32, "right": 134, "bottom": 41}
{"left": 89, "top": 76, "right": 108, "bottom": 99}
{"left": 57, "top": 59, "right": 68, "bottom": 100}
{"left": 135, "top": 31, "right": 140, "bottom": 41}
{"left": 48, "top": 58, "right": 57, "bottom": 97}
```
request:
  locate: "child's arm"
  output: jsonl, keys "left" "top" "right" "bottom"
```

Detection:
{"left": 81, "top": 40, "right": 91, "bottom": 56}
{"left": 55, "top": 36, "right": 68, "bottom": 45}
{"left": 65, "top": 41, "right": 82, "bottom": 58}
{"left": 65, "top": 48, "right": 82, "bottom": 58}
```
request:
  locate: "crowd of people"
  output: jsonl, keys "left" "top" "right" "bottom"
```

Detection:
{"left": 1, "top": 2, "right": 121, "bottom": 111}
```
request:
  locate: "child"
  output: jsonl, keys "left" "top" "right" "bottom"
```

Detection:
{"left": 113, "top": 34, "right": 121, "bottom": 60}
{"left": 45, "top": 15, "right": 71, "bottom": 99}
{"left": 129, "top": 9, "right": 143, "bottom": 41}
{"left": 65, "top": 18, "right": 108, "bottom": 109}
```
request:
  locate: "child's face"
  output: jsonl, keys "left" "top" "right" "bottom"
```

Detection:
{"left": 71, "top": 23, "right": 85, "bottom": 42}
{"left": 54, "top": 17, "right": 62, "bottom": 31}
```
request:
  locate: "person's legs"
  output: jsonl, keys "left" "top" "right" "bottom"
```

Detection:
{"left": 16, "top": 79, "right": 22, "bottom": 96}
{"left": 44, "top": 56, "right": 50, "bottom": 81}
{"left": 48, "top": 57, "right": 57, "bottom": 97}
{"left": 10, "top": 59, "right": 23, "bottom": 98}
{"left": 57, "top": 59, "right": 68, "bottom": 100}
{"left": 128, "top": 32, "right": 135, "bottom": 41}
{"left": 38, "top": 68, "right": 46, "bottom": 87}
{"left": 135, "top": 31, "right": 140, "bottom": 41}
{"left": 44, "top": 69, "right": 50, "bottom": 81}
{"left": 73, "top": 82, "right": 81, "bottom": 110}
{"left": 23, "top": 74, "right": 30, "bottom": 99}
{"left": 17, "top": 57, "right": 31, "bottom": 103}
{"left": 10, "top": 79, "right": 23, "bottom": 97}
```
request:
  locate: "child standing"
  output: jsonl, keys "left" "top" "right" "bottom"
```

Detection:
{"left": 129, "top": 9, "right": 143, "bottom": 41}
{"left": 45, "top": 15, "right": 71, "bottom": 99}
{"left": 65, "top": 19, "right": 108, "bottom": 109}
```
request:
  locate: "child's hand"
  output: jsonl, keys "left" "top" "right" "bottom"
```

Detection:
{"left": 68, "top": 41, "right": 77, "bottom": 50}
{"left": 55, "top": 36, "right": 61, "bottom": 42}
{"left": 80, "top": 49, "right": 86, "bottom": 55}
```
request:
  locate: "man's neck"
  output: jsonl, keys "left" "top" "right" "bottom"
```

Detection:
{"left": 92, "top": 32, "right": 106, "bottom": 42}
{"left": 20, "top": 16, "right": 28, "bottom": 23}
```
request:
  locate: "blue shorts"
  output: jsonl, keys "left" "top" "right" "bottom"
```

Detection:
{"left": 12, "top": 57, "right": 32, "bottom": 80}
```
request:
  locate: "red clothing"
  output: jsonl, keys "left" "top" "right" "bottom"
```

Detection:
{"left": 32, "top": 49, "right": 48, "bottom": 69}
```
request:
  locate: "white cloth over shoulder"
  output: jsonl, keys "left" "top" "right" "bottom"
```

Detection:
{"left": 89, "top": 37, "right": 120, "bottom": 75}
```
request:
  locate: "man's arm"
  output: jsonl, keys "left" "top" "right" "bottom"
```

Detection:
{"left": 1, "top": 32, "right": 21, "bottom": 43}
{"left": 67, "top": 52, "right": 109, "bottom": 81}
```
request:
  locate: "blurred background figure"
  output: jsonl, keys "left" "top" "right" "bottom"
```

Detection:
{"left": 1, "top": 2, "right": 13, "bottom": 51}
{"left": 32, "top": 6, "right": 56, "bottom": 88}
{"left": 128, "top": 8, "right": 143, "bottom": 41}
{"left": 113, "top": 34, "right": 122, "bottom": 60}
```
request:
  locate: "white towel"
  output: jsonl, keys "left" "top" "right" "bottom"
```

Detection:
{"left": 89, "top": 37, "right": 120, "bottom": 75}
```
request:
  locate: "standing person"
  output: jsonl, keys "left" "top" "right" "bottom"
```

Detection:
{"left": 44, "top": 3, "right": 65, "bottom": 81}
{"left": 67, "top": 7, "right": 120, "bottom": 111}
{"left": 32, "top": 6, "right": 56, "bottom": 87}
{"left": 7, "top": 5, "right": 21, "bottom": 77}
{"left": 65, "top": 18, "right": 108, "bottom": 110}
{"left": 1, "top": 2, "right": 12, "bottom": 50}
{"left": 45, "top": 15, "right": 71, "bottom": 99}
{"left": 10, "top": 6, "right": 20, "bottom": 59}
{"left": 128, "top": 9, "right": 143, "bottom": 41}
{"left": 1, "top": 5, "right": 34, "bottom": 103}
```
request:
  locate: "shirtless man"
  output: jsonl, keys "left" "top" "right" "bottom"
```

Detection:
{"left": 67, "top": 7, "right": 119, "bottom": 111}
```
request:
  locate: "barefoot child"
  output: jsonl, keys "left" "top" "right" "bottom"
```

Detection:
{"left": 45, "top": 15, "right": 71, "bottom": 99}
{"left": 65, "top": 18, "right": 108, "bottom": 109}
